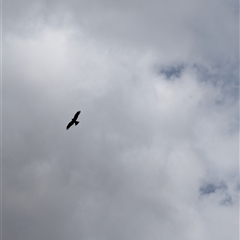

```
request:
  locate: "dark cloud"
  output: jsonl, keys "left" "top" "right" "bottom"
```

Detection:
{"left": 199, "top": 180, "right": 238, "bottom": 208}
{"left": 199, "top": 181, "right": 227, "bottom": 195}
{"left": 158, "top": 64, "right": 185, "bottom": 79}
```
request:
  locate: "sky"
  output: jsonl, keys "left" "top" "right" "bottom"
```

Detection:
{"left": 2, "top": 0, "right": 239, "bottom": 239}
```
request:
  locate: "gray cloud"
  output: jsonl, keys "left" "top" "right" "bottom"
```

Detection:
{"left": 3, "top": 0, "right": 239, "bottom": 240}
{"left": 158, "top": 64, "right": 185, "bottom": 79}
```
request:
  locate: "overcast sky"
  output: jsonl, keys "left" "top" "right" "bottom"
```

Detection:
{"left": 2, "top": 0, "right": 239, "bottom": 239}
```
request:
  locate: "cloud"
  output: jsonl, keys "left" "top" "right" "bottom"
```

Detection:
{"left": 3, "top": 1, "right": 239, "bottom": 240}
{"left": 4, "top": 0, "right": 238, "bottom": 64}
{"left": 158, "top": 64, "right": 185, "bottom": 79}
{"left": 200, "top": 182, "right": 227, "bottom": 195}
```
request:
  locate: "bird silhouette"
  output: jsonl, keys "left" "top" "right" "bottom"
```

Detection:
{"left": 66, "top": 111, "right": 81, "bottom": 130}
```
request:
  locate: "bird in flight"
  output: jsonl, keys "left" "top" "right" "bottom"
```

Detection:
{"left": 66, "top": 111, "right": 81, "bottom": 130}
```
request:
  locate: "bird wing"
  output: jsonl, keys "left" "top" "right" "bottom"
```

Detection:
{"left": 66, "top": 120, "right": 74, "bottom": 130}
{"left": 73, "top": 111, "right": 81, "bottom": 120}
